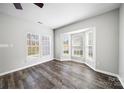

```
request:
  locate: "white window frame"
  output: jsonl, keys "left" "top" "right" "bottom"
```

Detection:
{"left": 26, "top": 32, "right": 40, "bottom": 58}
{"left": 85, "top": 27, "right": 96, "bottom": 69}
{"left": 41, "top": 35, "right": 51, "bottom": 57}
{"left": 60, "top": 27, "right": 96, "bottom": 70}
{"left": 71, "top": 33, "right": 85, "bottom": 58}
{"left": 86, "top": 31, "right": 94, "bottom": 60}
{"left": 60, "top": 33, "right": 71, "bottom": 61}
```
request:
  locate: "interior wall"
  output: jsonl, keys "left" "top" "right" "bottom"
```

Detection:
{"left": 0, "top": 13, "right": 54, "bottom": 74}
{"left": 119, "top": 4, "right": 124, "bottom": 84}
{"left": 55, "top": 9, "right": 119, "bottom": 74}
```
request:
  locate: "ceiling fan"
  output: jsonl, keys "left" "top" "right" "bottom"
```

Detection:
{"left": 13, "top": 3, "right": 44, "bottom": 10}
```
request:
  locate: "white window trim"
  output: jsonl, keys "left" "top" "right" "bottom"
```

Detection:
{"left": 60, "top": 27, "right": 96, "bottom": 70}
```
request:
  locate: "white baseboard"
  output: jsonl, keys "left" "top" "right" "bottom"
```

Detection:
{"left": 2, "top": 58, "right": 123, "bottom": 88}
{"left": 54, "top": 58, "right": 61, "bottom": 61}
{"left": 95, "top": 69, "right": 118, "bottom": 77}
{"left": 0, "top": 58, "right": 54, "bottom": 76}
{"left": 54, "top": 59, "right": 124, "bottom": 87}
{"left": 71, "top": 59, "right": 84, "bottom": 63}
{"left": 54, "top": 58, "right": 118, "bottom": 77}
{"left": 54, "top": 58, "right": 72, "bottom": 61}
{"left": 71, "top": 59, "right": 118, "bottom": 77}
{"left": 117, "top": 75, "right": 124, "bottom": 88}
{"left": 84, "top": 62, "right": 96, "bottom": 71}
{"left": 60, "top": 59, "right": 71, "bottom": 61}
{"left": 55, "top": 58, "right": 84, "bottom": 63}
{"left": 95, "top": 69, "right": 124, "bottom": 88}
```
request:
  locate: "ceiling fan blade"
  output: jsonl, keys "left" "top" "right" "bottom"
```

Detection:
{"left": 34, "top": 3, "right": 44, "bottom": 8}
{"left": 13, "top": 3, "right": 23, "bottom": 10}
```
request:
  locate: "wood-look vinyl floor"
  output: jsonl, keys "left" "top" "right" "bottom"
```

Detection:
{"left": 0, "top": 60, "right": 123, "bottom": 89}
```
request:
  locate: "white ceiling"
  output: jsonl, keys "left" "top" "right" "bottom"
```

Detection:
{"left": 0, "top": 3, "right": 121, "bottom": 29}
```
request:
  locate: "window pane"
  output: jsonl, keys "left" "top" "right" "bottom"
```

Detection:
{"left": 88, "top": 46, "right": 93, "bottom": 58}
{"left": 42, "top": 36, "right": 50, "bottom": 56}
{"left": 71, "top": 33, "right": 84, "bottom": 57}
{"left": 27, "top": 33, "right": 39, "bottom": 56}
{"left": 88, "top": 32, "right": 93, "bottom": 45}
{"left": 63, "top": 35, "right": 69, "bottom": 55}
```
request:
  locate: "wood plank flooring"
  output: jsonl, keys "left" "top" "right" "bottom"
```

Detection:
{"left": 0, "top": 60, "right": 123, "bottom": 89}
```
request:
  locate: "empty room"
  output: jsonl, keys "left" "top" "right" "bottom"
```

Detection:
{"left": 0, "top": 2, "right": 124, "bottom": 89}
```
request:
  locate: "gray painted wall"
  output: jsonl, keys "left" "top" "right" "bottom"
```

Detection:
{"left": 119, "top": 4, "right": 124, "bottom": 84}
{"left": 0, "top": 13, "right": 54, "bottom": 74}
{"left": 55, "top": 9, "right": 119, "bottom": 74}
